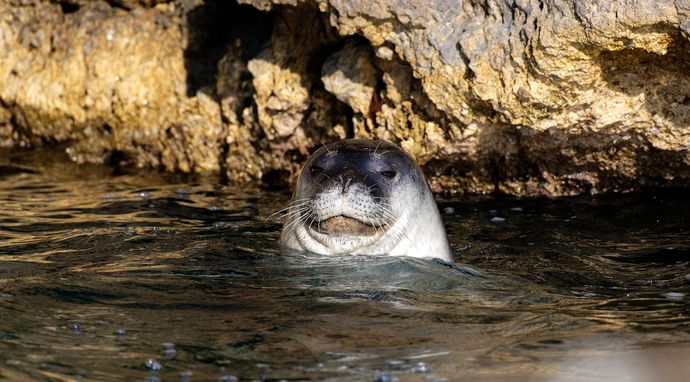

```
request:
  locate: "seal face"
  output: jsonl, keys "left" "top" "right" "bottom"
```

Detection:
{"left": 278, "top": 139, "right": 452, "bottom": 261}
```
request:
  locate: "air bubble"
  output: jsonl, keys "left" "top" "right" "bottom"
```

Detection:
{"left": 119, "top": 228, "right": 136, "bottom": 237}
{"left": 144, "top": 358, "right": 162, "bottom": 371}
{"left": 69, "top": 323, "right": 82, "bottom": 335}
{"left": 412, "top": 362, "right": 430, "bottom": 373}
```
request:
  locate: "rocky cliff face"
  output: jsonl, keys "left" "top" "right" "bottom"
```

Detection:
{"left": 1, "top": 0, "right": 690, "bottom": 195}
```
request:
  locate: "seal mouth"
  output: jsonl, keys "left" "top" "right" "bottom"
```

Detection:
{"left": 310, "top": 215, "right": 384, "bottom": 237}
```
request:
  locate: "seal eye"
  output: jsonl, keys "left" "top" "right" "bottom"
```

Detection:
{"left": 381, "top": 170, "right": 397, "bottom": 179}
{"left": 310, "top": 165, "right": 324, "bottom": 177}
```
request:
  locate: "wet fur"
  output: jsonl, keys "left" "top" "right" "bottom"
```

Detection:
{"left": 278, "top": 139, "right": 452, "bottom": 261}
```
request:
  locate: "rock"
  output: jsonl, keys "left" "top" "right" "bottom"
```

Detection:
{"left": 321, "top": 41, "right": 378, "bottom": 116}
{"left": 0, "top": 1, "right": 222, "bottom": 172}
{"left": 2, "top": 0, "right": 690, "bottom": 195}
{"left": 242, "top": 6, "right": 349, "bottom": 182}
{"left": 248, "top": 55, "right": 308, "bottom": 139}
{"left": 244, "top": 0, "right": 690, "bottom": 195}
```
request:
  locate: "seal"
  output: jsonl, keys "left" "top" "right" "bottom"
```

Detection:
{"left": 278, "top": 139, "right": 452, "bottom": 261}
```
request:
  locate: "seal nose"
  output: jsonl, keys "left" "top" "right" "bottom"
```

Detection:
{"left": 338, "top": 174, "right": 353, "bottom": 194}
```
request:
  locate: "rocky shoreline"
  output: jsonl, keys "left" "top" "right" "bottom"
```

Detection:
{"left": 1, "top": 0, "right": 689, "bottom": 195}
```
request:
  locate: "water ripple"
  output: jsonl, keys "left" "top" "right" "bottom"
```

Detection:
{"left": 0, "top": 150, "right": 689, "bottom": 381}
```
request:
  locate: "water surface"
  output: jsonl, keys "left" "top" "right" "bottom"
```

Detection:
{"left": 1, "top": 148, "right": 689, "bottom": 381}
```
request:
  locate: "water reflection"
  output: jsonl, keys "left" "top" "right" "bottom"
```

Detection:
{"left": 0, "top": 148, "right": 689, "bottom": 381}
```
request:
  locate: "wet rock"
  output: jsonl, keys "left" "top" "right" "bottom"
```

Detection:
{"left": 0, "top": 1, "right": 221, "bottom": 172}
{"left": 240, "top": 0, "right": 690, "bottom": 195}
{"left": 2, "top": 0, "right": 690, "bottom": 195}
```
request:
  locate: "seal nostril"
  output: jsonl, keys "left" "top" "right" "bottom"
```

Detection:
{"left": 341, "top": 177, "right": 352, "bottom": 193}
{"left": 310, "top": 165, "right": 324, "bottom": 177}
{"left": 370, "top": 186, "right": 384, "bottom": 199}
{"left": 381, "top": 170, "right": 397, "bottom": 179}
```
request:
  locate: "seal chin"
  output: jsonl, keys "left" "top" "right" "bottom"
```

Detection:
{"left": 309, "top": 215, "right": 387, "bottom": 237}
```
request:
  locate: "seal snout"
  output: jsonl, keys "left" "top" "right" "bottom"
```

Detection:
{"left": 309, "top": 179, "right": 387, "bottom": 237}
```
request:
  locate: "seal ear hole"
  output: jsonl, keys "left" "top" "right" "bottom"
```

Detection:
{"left": 381, "top": 170, "right": 397, "bottom": 179}
{"left": 310, "top": 165, "right": 324, "bottom": 177}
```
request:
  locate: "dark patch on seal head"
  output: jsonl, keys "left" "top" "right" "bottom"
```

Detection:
{"left": 302, "top": 139, "right": 425, "bottom": 197}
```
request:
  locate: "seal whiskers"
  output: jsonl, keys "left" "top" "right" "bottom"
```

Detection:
{"left": 266, "top": 198, "right": 312, "bottom": 222}
{"left": 278, "top": 139, "right": 452, "bottom": 261}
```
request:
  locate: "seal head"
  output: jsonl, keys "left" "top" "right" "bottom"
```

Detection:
{"left": 278, "top": 139, "right": 452, "bottom": 261}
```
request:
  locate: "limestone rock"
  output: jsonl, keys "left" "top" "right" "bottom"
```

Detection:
{"left": 239, "top": 0, "right": 690, "bottom": 195}
{"left": 242, "top": 6, "right": 350, "bottom": 182}
{"left": 2, "top": 0, "right": 690, "bottom": 195}
{"left": 0, "top": 1, "right": 222, "bottom": 172}
{"left": 248, "top": 56, "right": 308, "bottom": 139}
{"left": 321, "top": 41, "right": 377, "bottom": 116}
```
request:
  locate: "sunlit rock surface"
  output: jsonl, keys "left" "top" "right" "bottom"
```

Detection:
{"left": 1, "top": 0, "right": 690, "bottom": 195}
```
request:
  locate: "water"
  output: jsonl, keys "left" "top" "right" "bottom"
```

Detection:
{"left": 1, "top": 148, "right": 689, "bottom": 381}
